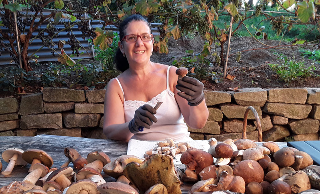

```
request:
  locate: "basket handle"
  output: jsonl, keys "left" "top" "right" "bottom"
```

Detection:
{"left": 243, "top": 106, "right": 262, "bottom": 142}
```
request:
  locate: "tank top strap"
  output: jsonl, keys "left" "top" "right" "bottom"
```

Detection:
{"left": 115, "top": 78, "right": 125, "bottom": 101}
{"left": 166, "top": 66, "right": 171, "bottom": 90}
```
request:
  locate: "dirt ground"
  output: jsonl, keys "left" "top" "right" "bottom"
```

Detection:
{"left": 152, "top": 36, "right": 320, "bottom": 92}
{"left": 1, "top": 36, "right": 320, "bottom": 98}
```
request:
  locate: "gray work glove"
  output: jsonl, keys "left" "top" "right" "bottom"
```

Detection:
{"left": 128, "top": 104, "right": 157, "bottom": 134}
{"left": 176, "top": 76, "right": 205, "bottom": 106}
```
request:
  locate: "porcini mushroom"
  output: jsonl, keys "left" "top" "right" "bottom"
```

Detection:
{"left": 1, "top": 148, "right": 27, "bottom": 176}
{"left": 273, "top": 147, "right": 295, "bottom": 168}
{"left": 86, "top": 151, "right": 111, "bottom": 173}
{"left": 180, "top": 148, "right": 213, "bottom": 174}
{"left": 23, "top": 163, "right": 49, "bottom": 185}
{"left": 176, "top": 67, "right": 188, "bottom": 79}
{"left": 62, "top": 147, "right": 87, "bottom": 171}
{"left": 145, "top": 184, "right": 168, "bottom": 194}
{"left": 22, "top": 149, "right": 53, "bottom": 172}
{"left": 281, "top": 170, "right": 311, "bottom": 193}
{"left": 46, "top": 167, "right": 74, "bottom": 191}
{"left": 268, "top": 179, "right": 291, "bottom": 194}
{"left": 233, "top": 160, "right": 264, "bottom": 185}
{"left": 0, "top": 181, "right": 34, "bottom": 194}
{"left": 245, "top": 182, "right": 263, "bottom": 194}
{"left": 65, "top": 179, "right": 98, "bottom": 194}
{"left": 97, "top": 182, "right": 138, "bottom": 194}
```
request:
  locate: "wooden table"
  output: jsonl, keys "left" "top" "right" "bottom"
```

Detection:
{"left": 0, "top": 135, "right": 192, "bottom": 193}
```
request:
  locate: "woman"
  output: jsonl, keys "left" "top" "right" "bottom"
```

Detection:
{"left": 103, "top": 14, "right": 209, "bottom": 142}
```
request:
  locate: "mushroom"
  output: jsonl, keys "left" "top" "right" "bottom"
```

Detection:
{"left": 123, "top": 154, "right": 181, "bottom": 194}
{"left": 199, "top": 165, "right": 217, "bottom": 181}
{"left": 293, "top": 150, "right": 313, "bottom": 170}
{"left": 242, "top": 147, "right": 265, "bottom": 161}
{"left": 22, "top": 149, "right": 53, "bottom": 172}
{"left": 103, "top": 155, "right": 144, "bottom": 179}
{"left": 267, "top": 162, "right": 279, "bottom": 172}
{"left": 46, "top": 167, "right": 74, "bottom": 191}
{"left": 273, "top": 147, "right": 295, "bottom": 168}
{"left": 181, "top": 168, "right": 198, "bottom": 183}
{"left": 86, "top": 151, "right": 111, "bottom": 173}
{"left": 258, "top": 155, "right": 272, "bottom": 170}
{"left": 245, "top": 181, "right": 263, "bottom": 194}
{"left": 233, "top": 160, "right": 264, "bottom": 185}
{"left": 260, "top": 181, "right": 270, "bottom": 194}
{"left": 281, "top": 170, "right": 311, "bottom": 193}
{"left": 43, "top": 181, "right": 62, "bottom": 193}
{"left": 268, "top": 179, "right": 291, "bottom": 194}
{"left": 262, "top": 142, "right": 280, "bottom": 154}
{"left": 303, "top": 165, "right": 320, "bottom": 190}
{"left": 77, "top": 167, "right": 106, "bottom": 186}
{"left": 264, "top": 170, "right": 280, "bottom": 183}
{"left": 176, "top": 67, "right": 188, "bottom": 79}
{"left": 1, "top": 148, "right": 27, "bottom": 176}
{"left": 279, "top": 167, "right": 296, "bottom": 177}
{"left": 65, "top": 179, "right": 98, "bottom": 194}
{"left": 23, "top": 163, "right": 49, "bottom": 185}
{"left": 189, "top": 178, "right": 215, "bottom": 194}
{"left": 145, "top": 184, "right": 168, "bottom": 194}
{"left": 0, "top": 181, "right": 34, "bottom": 194}
{"left": 180, "top": 148, "right": 213, "bottom": 174}
{"left": 97, "top": 182, "right": 138, "bottom": 194}
{"left": 62, "top": 147, "right": 87, "bottom": 170}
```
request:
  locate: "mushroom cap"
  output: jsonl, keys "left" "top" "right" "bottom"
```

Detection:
{"left": 229, "top": 175, "right": 246, "bottom": 193}
{"left": 215, "top": 143, "right": 233, "bottom": 158}
{"left": 262, "top": 142, "right": 280, "bottom": 153}
{"left": 293, "top": 151, "right": 313, "bottom": 170}
{"left": 199, "top": 165, "right": 217, "bottom": 181}
{"left": 87, "top": 151, "right": 111, "bottom": 166}
{"left": 176, "top": 67, "right": 188, "bottom": 78}
{"left": 282, "top": 170, "right": 311, "bottom": 193}
{"left": 43, "top": 181, "right": 62, "bottom": 191}
{"left": 279, "top": 167, "right": 296, "bottom": 177}
{"left": 267, "top": 162, "right": 279, "bottom": 172}
{"left": 243, "top": 147, "right": 265, "bottom": 161}
{"left": 273, "top": 147, "right": 295, "bottom": 168}
{"left": 77, "top": 167, "right": 101, "bottom": 180}
{"left": 233, "top": 160, "right": 264, "bottom": 185}
{"left": 2, "top": 148, "right": 27, "bottom": 165}
{"left": 189, "top": 178, "right": 215, "bottom": 193}
{"left": 46, "top": 167, "right": 74, "bottom": 182}
{"left": 145, "top": 184, "right": 168, "bottom": 194}
{"left": 268, "top": 179, "right": 291, "bottom": 194}
{"left": 216, "top": 165, "right": 233, "bottom": 178}
{"left": 260, "top": 181, "right": 270, "bottom": 194}
{"left": 234, "top": 139, "right": 257, "bottom": 150}
{"left": 181, "top": 168, "right": 198, "bottom": 183}
{"left": 66, "top": 179, "right": 98, "bottom": 194}
{"left": 245, "top": 181, "right": 263, "bottom": 194}
{"left": 22, "top": 149, "right": 53, "bottom": 168}
{"left": 97, "top": 182, "right": 138, "bottom": 194}
{"left": 264, "top": 170, "right": 280, "bottom": 183}
{"left": 180, "top": 148, "right": 213, "bottom": 174}
{"left": 258, "top": 155, "right": 272, "bottom": 170}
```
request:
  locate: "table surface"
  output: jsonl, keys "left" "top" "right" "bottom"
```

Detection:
{"left": 0, "top": 135, "right": 192, "bottom": 193}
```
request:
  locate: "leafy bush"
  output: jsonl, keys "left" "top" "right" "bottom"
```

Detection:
{"left": 269, "top": 56, "right": 316, "bottom": 83}
{"left": 300, "top": 49, "right": 320, "bottom": 62}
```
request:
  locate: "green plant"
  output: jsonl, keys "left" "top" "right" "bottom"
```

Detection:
{"left": 269, "top": 56, "right": 316, "bottom": 83}
{"left": 300, "top": 49, "right": 320, "bottom": 62}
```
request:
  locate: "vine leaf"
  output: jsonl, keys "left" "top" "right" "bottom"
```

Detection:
{"left": 136, "top": 0, "right": 159, "bottom": 16}
{"left": 170, "top": 25, "right": 181, "bottom": 40}
{"left": 54, "top": 12, "right": 62, "bottom": 24}
{"left": 283, "top": 0, "right": 296, "bottom": 9}
{"left": 93, "top": 28, "right": 114, "bottom": 50}
{"left": 224, "top": 3, "right": 238, "bottom": 16}
{"left": 297, "top": 1, "right": 315, "bottom": 23}
{"left": 154, "top": 38, "right": 168, "bottom": 54}
{"left": 54, "top": 0, "right": 64, "bottom": 9}
{"left": 4, "top": 3, "right": 23, "bottom": 12}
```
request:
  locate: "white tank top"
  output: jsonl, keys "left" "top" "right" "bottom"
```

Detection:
{"left": 115, "top": 66, "right": 192, "bottom": 142}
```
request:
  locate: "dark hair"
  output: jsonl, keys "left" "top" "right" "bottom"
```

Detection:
{"left": 115, "top": 14, "right": 151, "bottom": 72}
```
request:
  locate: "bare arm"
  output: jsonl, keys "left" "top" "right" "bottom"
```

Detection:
{"left": 103, "top": 78, "right": 133, "bottom": 142}
{"left": 169, "top": 67, "right": 209, "bottom": 129}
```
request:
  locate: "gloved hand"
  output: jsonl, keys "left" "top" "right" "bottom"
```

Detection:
{"left": 176, "top": 76, "right": 205, "bottom": 106}
{"left": 128, "top": 104, "right": 158, "bottom": 134}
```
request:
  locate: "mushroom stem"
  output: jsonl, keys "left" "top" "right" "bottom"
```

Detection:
{"left": 23, "top": 168, "right": 44, "bottom": 185}
{"left": 86, "top": 160, "right": 104, "bottom": 172}
{"left": 1, "top": 153, "right": 18, "bottom": 176}
{"left": 29, "top": 158, "right": 42, "bottom": 172}
{"left": 61, "top": 159, "right": 71, "bottom": 168}
{"left": 55, "top": 174, "right": 72, "bottom": 190}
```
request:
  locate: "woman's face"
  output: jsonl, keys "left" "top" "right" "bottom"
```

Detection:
{"left": 120, "top": 20, "right": 153, "bottom": 66}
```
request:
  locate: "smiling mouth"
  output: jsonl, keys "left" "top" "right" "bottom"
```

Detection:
{"left": 134, "top": 51, "right": 145, "bottom": 54}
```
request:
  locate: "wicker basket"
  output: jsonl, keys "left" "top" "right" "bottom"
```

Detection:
{"left": 243, "top": 106, "right": 263, "bottom": 142}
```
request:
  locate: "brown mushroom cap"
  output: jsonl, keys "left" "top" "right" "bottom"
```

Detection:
{"left": 189, "top": 178, "right": 215, "bottom": 193}
{"left": 66, "top": 179, "right": 98, "bottom": 194}
{"left": 22, "top": 149, "right": 53, "bottom": 168}
{"left": 233, "top": 160, "right": 264, "bottom": 185}
{"left": 87, "top": 151, "right": 111, "bottom": 166}
{"left": 245, "top": 182, "right": 263, "bottom": 194}
{"left": 268, "top": 179, "right": 291, "bottom": 194}
{"left": 243, "top": 147, "right": 265, "bottom": 161}
{"left": 234, "top": 139, "right": 257, "bottom": 150}
{"left": 260, "top": 181, "right": 270, "bottom": 194}
{"left": 264, "top": 170, "right": 280, "bottom": 183}
{"left": 262, "top": 142, "right": 280, "bottom": 154}
{"left": 180, "top": 148, "right": 213, "bottom": 174}
{"left": 273, "top": 147, "right": 295, "bottom": 168}
{"left": 176, "top": 67, "right": 188, "bottom": 78}
{"left": 46, "top": 167, "right": 74, "bottom": 182}
{"left": 97, "top": 182, "right": 138, "bottom": 194}
{"left": 282, "top": 170, "right": 311, "bottom": 193}
{"left": 293, "top": 151, "right": 313, "bottom": 170}
{"left": 199, "top": 165, "right": 217, "bottom": 181}
{"left": 181, "top": 168, "right": 198, "bottom": 183}
{"left": 267, "top": 162, "right": 279, "bottom": 172}
{"left": 215, "top": 143, "right": 233, "bottom": 158}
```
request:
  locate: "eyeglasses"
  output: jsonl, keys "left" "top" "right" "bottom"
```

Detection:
{"left": 121, "top": 33, "right": 153, "bottom": 43}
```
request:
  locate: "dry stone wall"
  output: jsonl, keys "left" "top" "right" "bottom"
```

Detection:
{"left": 0, "top": 87, "right": 319, "bottom": 142}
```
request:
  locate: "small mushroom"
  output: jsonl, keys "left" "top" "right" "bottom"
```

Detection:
{"left": 189, "top": 178, "right": 215, "bottom": 194}
{"left": 268, "top": 179, "right": 291, "bottom": 194}
{"left": 46, "top": 167, "right": 74, "bottom": 191}
{"left": 264, "top": 170, "right": 280, "bottom": 183}
{"left": 65, "top": 179, "right": 98, "bottom": 194}
{"left": 43, "top": 181, "right": 62, "bottom": 193}
{"left": 281, "top": 170, "right": 311, "bottom": 193}
{"left": 273, "top": 147, "right": 295, "bottom": 168}
{"left": 86, "top": 151, "right": 111, "bottom": 173}
{"left": 180, "top": 148, "right": 213, "bottom": 174}
{"left": 262, "top": 142, "right": 279, "bottom": 154}
{"left": 293, "top": 150, "right": 313, "bottom": 170}
{"left": 199, "top": 165, "right": 217, "bottom": 181}
{"left": 22, "top": 149, "right": 53, "bottom": 172}
{"left": 242, "top": 147, "right": 265, "bottom": 161}
{"left": 176, "top": 67, "right": 188, "bottom": 79}
{"left": 23, "top": 163, "right": 49, "bottom": 185}
{"left": 62, "top": 147, "right": 87, "bottom": 170}
{"left": 1, "top": 148, "right": 27, "bottom": 176}
{"left": 245, "top": 181, "right": 263, "bottom": 194}
{"left": 97, "top": 182, "right": 138, "bottom": 194}
{"left": 76, "top": 166, "right": 106, "bottom": 186}
{"left": 233, "top": 160, "right": 264, "bottom": 185}
{"left": 234, "top": 138, "right": 257, "bottom": 150}
{"left": 181, "top": 168, "right": 198, "bottom": 183}
{"left": 145, "top": 184, "right": 168, "bottom": 194}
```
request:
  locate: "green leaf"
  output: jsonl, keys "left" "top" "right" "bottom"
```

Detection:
{"left": 54, "top": 12, "right": 62, "bottom": 24}
{"left": 170, "top": 25, "right": 180, "bottom": 40}
{"left": 283, "top": 0, "right": 296, "bottom": 9}
{"left": 70, "top": 15, "right": 77, "bottom": 22}
{"left": 5, "top": 3, "right": 22, "bottom": 12}
{"left": 293, "top": 40, "right": 305, "bottom": 45}
{"left": 54, "top": 0, "right": 64, "bottom": 9}
{"left": 154, "top": 35, "right": 160, "bottom": 42}
{"left": 224, "top": 3, "right": 238, "bottom": 16}
{"left": 297, "top": 1, "right": 315, "bottom": 23}
{"left": 136, "top": 0, "right": 149, "bottom": 16}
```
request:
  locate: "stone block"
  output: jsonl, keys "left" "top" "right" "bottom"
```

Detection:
{"left": 188, "top": 120, "right": 220, "bottom": 134}
{"left": 16, "top": 129, "right": 37, "bottom": 136}
{"left": 204, "top": 90, "right": 231, "bottom": 106}
{"left": 19, "top": 93, "right": 44, "bottom": 115}
{"left": 292, "top": 133, "right": 319, "bottom": 141}
{"left": 307, "top": 88, "right": 320, "bottom": 104}
{"left": 86, "top": 89, "right": 106, "bottom": 103}
{"left": 289, "top": 119, "right": 319, "bottom": 135}
{"left": 82, "top": 128, "right": 106, "bottom": 139}
{"left": 63, "top": 113, "right": 101, "bottom": 128}
{"left": 0, "top": 120, "right": 19, "bottom": 131}
{"left": 262, "top": 125, "right": 290, "bottom": 142}
{"left": 221, "top": 105, "right": 262, "bottom": 119}
{"left": 37, "top": 128, "right": 81, "bottom": 137}
{"left": 272, "top": 116, "right": 288, "bottom": 125}
{"left": 0, "top": 113, "right": 18, "bottom": 122}
{"left": 44, "top": 102, "right": 75, "bottom": 113}
{"left": 223, "top": 119, "right": 255, "bottom": 133}
{"left": 264, "top": 103, "right": 312, "bottom": 119}
{"left": 208, "top": 108, "right": 223, "bottom": 122}
{"left": 0, "top": 97, "right": 18, "bottom": 114}
{"left": 268, "top": 88, "right": 308, "bottom": 104}
{"left": 43, "top": 87, "right": 85, "bottom": 102}
{"left": 20, "top": 113, "right": 63, "bottom": 129}
{"left": 75, "top": 103, "right": 104, "bottom": 114}
{"left": 190, "top": 133, "right": 205, "bottom": 140}
{"left": 310, "top": 105, "right": 320, "bottom": 120}
{"left": 0, "top": 130, "right": 14, "bottom": 136}
{"left": 233, "top": 88, "right": 267, "bottom": 107}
